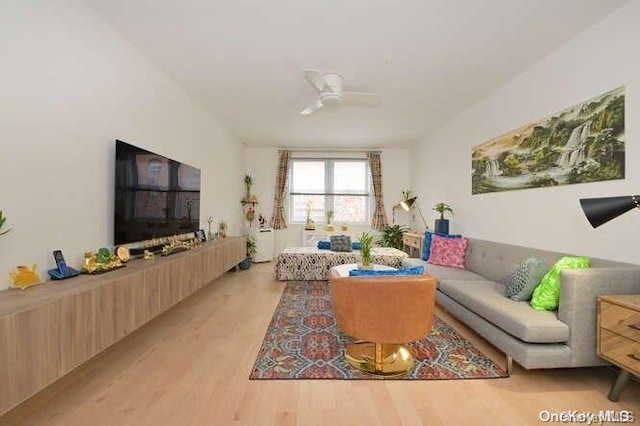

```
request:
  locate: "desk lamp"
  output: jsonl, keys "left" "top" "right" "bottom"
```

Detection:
{"left": 400, "top": 197, "right": 428, "bottom": 231}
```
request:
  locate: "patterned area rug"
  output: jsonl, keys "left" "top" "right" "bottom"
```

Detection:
{"left": 250, "top": 280, "right": 509, "bottom": 380}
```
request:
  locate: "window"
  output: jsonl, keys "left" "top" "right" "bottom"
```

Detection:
{"left": 289, "top": 158, "right": 370, "bottom": 224}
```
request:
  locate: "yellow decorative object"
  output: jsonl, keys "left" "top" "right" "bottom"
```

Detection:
{"left": 10, "top": 264, "right": 41, "bottom": 290}
{"left": 143, "top": 250, "right": 155, "bottom": 260}
{"left": 341, "top": 223, "right": 349, "bottom": 231}
{"left": 161, "top": 236, "right": 196, "bottom": 256}
{"left": 82, "top": 249, "right": 124, "bottom": 274}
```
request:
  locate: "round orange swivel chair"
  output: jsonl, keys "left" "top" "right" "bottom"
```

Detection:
{"left": 329, "top": 270, "right": 436, "bottom": 376}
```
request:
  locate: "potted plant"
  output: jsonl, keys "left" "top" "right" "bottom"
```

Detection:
{"left": 358, "top": 231, "right": 375, "bottom": 269}
{"left": 379, "top": 224, "right": 408, "bottom": 250}
{"left": 433, "top": 202, "right": 453, "bottom": 234}
{"left": 239, "top": 235, "right": 257, "bottom": 270}
{"left": 0, "top": 210, "right": 11, "bottom": 236}
{"left": 304, "top": 201, "right": 315, "bottom": 230}
{"left": 244, "top": 174, "right": 254, "bottom": 201}
{"left": 325, "top": 210, "right": 335, "bottom": 231}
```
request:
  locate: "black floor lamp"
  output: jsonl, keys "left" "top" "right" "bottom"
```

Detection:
{"left": 579, "top": 195, "right": 640, "bottom": 228}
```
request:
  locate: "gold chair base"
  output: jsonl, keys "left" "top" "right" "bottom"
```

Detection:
{"left": 345, "top": 341, "right": 415, "bottom": 377}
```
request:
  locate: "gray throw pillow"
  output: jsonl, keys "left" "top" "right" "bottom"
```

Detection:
{"left": 504, "top": 258, "right": 548, "bottom": 301}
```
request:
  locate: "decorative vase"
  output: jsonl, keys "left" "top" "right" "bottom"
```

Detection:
{"left": 434, "top": 219, "right": 449, "bottom": 234}
{"left": 341, "top": 223, "right": 349, "bottom": 231}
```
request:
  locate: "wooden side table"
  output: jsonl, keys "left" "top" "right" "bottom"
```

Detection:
{"left": 402, "top": 232, "right": 422, "bottom": 258}
{"left": 597, "top": 294, "right": 640, "bottom": 401}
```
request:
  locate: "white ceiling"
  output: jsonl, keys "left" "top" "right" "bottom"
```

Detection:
{"left": 86, "top": 0, "right": 627, "bottom": 149}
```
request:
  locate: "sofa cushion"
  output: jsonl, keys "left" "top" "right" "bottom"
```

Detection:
{"left": 330, "top": 235, "right": 352, "bottom": 252}
{"left": 438, "top": 279, "right": 569, "bottom": 343}
{"left": 421, "top": 231, "right": 462, "bottom": 261}
{"left": 531, "top": 256, "right": 590, "bottom": 311}
{"left": 504, "top": 258, "right": 549, "bottom": 301}
{"left": 403, "top": 259, "right": 486, "bottom": 282}
{"left": 428, "top": 235, "right": 469, "bottom": 269}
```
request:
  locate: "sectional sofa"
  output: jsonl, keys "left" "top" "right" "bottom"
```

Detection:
{"left": 405, "top": 238, "right": 640, "bottom": 373}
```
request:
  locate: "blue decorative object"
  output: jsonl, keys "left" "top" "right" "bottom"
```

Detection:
{"left": 352, "top": 241, "right": 362, "bottom": 250}
{"left": 348, "top": 265, "right": 424, "bottom": 276}
{"left": 239, "top": 257, "right": 252, "bottom": 270}
{"left": 434, "top": 219, "right": 450, "bottom": 234}
{"left": 422, "top": 231, "right": 462, "bottom": 261}
{"left": 317, "top": 241, "right": 331, "bottom": 250}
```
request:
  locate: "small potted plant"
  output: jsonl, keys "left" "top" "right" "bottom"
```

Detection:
{"left": 325, "top": 210, "right": 335, "bottom": 231}
{"left": 239, "top": 235, "right": 257, "bottom": 270}
{"left": 244, "top": 174, "right": 254, "bottom": 202}
{"left": 305, "top": 202, "right": 315, "bottom": 230}
{"left": 0, "top": 210, "right": 11, "bottom": 236}
{"left": 433, "top": 202, "right": 453, "bottom": 234}
{"left": 358, "top": 231, "right": 375, "bottom": 269}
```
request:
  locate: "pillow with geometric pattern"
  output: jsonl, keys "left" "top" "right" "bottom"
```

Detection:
{"left": 503, "top": 258, "right": 549, "bottom": 302}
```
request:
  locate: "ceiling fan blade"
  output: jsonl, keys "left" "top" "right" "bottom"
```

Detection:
{"left": 302, "top": 69, "right": 326, "bottom": 92}
{"left": 342, "top": 92, "right": 382, "bottom": 107}
{"left": 300, "top": 98, "right": 323, "bottom": 116}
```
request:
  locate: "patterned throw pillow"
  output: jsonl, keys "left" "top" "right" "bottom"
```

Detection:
{"left": 330, "top": 235, "right": 352, "bottom": 252}
{"left": 421, "top": 231, "right": 462, "bottom": 260}
{"left": 427, "top": 235, "right": 469, "bottom": 269}
{"left": 503, "top": 258, "right": 549, "bottom": 301}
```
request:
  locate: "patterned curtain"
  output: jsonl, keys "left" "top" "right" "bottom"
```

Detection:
{"left": 270, "top": 150, "right": 291, "bottom": 229}
{"left": 367, "top": 151, "right": 388, "bottom": 230}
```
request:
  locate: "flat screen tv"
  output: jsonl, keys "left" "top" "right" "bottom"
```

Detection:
{"left": 114, "top": 140, "right": 201, "bottom": 246}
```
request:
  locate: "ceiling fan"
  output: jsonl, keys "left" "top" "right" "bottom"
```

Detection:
{"left": 299, "top": 69, "right": 382, "bottom": 116}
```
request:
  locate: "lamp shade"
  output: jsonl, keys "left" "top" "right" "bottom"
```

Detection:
{"left": 579, "top": 195, "right": 639, "bottom": 228}
{"left": 400, "top": 196, "right": 417, "bottom": 212}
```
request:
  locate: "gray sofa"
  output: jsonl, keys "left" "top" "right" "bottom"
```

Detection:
{"left": 405, "top": 238, "right": 640, "bottom": 373}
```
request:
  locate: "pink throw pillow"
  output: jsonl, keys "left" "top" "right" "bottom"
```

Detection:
{"left": 428, "top": 235, "right": 469, "bottom": 269}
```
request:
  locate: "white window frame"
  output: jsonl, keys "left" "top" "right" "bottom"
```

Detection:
{"left": 288, "top": 157, "right": 371, "bottom": 225}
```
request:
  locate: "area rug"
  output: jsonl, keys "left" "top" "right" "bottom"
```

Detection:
{"left": 250, "top": 280, "right": 509, "bottom": 380}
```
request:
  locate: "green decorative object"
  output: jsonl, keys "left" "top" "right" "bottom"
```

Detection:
{"left": 530, "top": 256, "right": 590, "bottom": 311}
{"left": 0, "top": 210, "right": 11, "bottom": 236}
{"left": 359, "top": 231, "right": 375, "bottom": 268}
{"left": 96, "top": 247, "right": 112, "bottom": 264}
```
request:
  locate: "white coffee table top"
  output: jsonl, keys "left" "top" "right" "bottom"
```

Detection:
{"left": 331, "top": 263, "right": 397, "bottom": 278}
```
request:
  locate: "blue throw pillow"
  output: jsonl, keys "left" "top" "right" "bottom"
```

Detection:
{"left": 352, "top": 241, "right": 362, "bottom": 250}
{"left": 348, "top": 265, "right": 424, "bottom": 276}
{"left": 421, "top": 231, "right": 462, "bottom": 261}
{"left": 317, "top": 241, "right": 331, "bottom": 250}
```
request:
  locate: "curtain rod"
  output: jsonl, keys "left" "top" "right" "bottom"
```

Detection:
{"left": 277, "top": 147, "right": 380, "bottom": 153}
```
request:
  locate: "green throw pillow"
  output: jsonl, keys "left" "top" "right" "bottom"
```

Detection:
{"left": 503, "top": 258, "right": 548, "bottom": 302}
{"left": 530, "top": 256, "right": 590, "bottom": 311}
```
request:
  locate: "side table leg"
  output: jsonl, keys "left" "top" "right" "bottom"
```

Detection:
{"left": 608, "top": 370, "right": 631, "bottom": 402}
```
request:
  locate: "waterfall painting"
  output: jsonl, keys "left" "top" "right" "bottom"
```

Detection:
{"left": 471, "top": 86, "right": 625, "bottom": 195}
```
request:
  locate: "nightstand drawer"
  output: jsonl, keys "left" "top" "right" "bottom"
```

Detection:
{"left": 599, "top": 329, "right": 640, "bottom": 376}
{"left": 600, "top": 301, "right": 640, "bottom": 343}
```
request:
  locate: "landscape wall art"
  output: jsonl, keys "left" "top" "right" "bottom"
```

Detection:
{"left": 471, "top": 86, "right": 625, "bottom": 195}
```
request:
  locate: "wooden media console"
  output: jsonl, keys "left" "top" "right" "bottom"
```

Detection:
{"left": 0, "top": 236, "right": 245, "bottom": 415}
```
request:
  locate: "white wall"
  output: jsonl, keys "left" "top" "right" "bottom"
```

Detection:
{"left": 0, "top": 1, "right": 244, "bottom": 290}
{"left": 411, "top": 1, "right": 639, "bottom": 264}
{"left": 245, "top": 148, "right": 412, "bottom": 254}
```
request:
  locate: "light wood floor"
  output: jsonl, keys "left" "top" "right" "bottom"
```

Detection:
{"left": 1, "top": 263, "right": 638, "bottom": 425}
